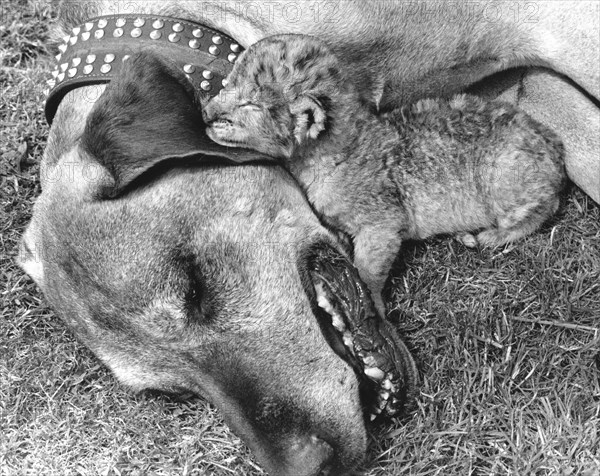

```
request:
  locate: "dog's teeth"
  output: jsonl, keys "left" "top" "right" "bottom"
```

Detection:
{"left": 342, "top": 332, "right": 354, "bottom": 352}
{"left": 331, "top": 314, "right": 345, "bottom": 332}
{"left": 380, "top": 391, "right": 390, "bottom": 401}
{"left": 315, "top": 284, "right": 329, "bottom": 305}
{"left": 363, "top": 355, "right": 377, "bottom": 367}
{"left": 316, "top": 291, "right": 330, "bottom": 310}
{"left": 315, "top": 282, "right": 346, "bottom": 332}
{"left": 364, "top": 367, "right": 385, "bottom": 380}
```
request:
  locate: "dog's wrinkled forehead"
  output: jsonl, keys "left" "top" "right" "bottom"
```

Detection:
{"left": 228, "top": 34, "right": 343, "bottom": 100}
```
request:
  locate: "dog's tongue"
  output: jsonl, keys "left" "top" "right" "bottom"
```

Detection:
{"left": 310, "top": 246, "right": 418, "bottom": 420}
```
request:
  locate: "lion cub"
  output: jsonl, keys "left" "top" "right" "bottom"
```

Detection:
{"left": 204, "top": 34, "right": 565, "bottom": 313}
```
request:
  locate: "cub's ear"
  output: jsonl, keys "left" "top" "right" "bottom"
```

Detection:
{"left": 289, "top": 95, "right": 326, "bottom": 144}
{"left": 81, "top": 50, "right": 270, "bottom": 197}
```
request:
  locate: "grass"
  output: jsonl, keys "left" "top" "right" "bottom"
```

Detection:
{"left": 1, "top": 1, "right": 599, "bottom": 475}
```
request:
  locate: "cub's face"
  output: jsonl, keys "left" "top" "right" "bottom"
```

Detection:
{"left": 204, "top": 35, "right": 341, "bottom": 159}
{"left": 203, "top": 81, "right": 296, "bottom": 159}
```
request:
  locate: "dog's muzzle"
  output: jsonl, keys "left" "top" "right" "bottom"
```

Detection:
{"left": 44, "top": 14, "right": 243, "bottom": 124}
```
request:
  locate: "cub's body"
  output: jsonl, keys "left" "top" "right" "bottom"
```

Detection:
{"left": 204, "top": 34, "right": 565, "bottom": 312}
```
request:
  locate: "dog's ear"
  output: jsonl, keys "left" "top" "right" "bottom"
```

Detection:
{"left": 81, "top": 51, "right": 269, "bottom": 197}
{"left": 289, "top": 95, "right": 327, "bottom": 144}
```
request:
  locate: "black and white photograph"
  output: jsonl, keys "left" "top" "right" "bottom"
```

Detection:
{"left": 2, "top": 1, "right": 599, "bottom": 474}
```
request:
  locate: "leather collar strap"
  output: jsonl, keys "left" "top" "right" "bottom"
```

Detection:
{"left": 44, "top": 14, "right": 243, "bottom": 124}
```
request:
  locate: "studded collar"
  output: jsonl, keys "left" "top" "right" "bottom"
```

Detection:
{"left": 44, "top": 14, "right": 243, "bottom": 124}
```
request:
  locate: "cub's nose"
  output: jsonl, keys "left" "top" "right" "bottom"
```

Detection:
{"left": 201, "top": 104, "right": 216, "bottom": 124}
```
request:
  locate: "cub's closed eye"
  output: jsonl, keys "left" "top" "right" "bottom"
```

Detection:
{"left": 239, "top": 103, "right": 262, "bottom": 111}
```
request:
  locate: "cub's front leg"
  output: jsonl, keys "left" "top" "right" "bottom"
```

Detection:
{"left": 352, "top": 223, "right": 404, "bottom": 317}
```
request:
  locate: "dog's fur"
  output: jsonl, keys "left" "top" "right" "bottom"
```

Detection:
{"left": 204, "top": 34, "right": 566, "bottom": 313}
{"left": 19, "top": 1, "right": 599, "bottom": 475}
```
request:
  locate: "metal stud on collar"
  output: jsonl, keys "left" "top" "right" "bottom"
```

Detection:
{"left": 45, "top": 14, "right": 245, "bottom": 124}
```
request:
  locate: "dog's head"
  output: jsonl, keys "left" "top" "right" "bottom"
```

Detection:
{"left": 204, "top": 34, "right": 352, "bottom": 159}
{"left": 19, "top": 51, "right": 415, "bottom": 475}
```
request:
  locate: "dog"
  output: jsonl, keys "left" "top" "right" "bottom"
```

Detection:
{"left": 203, "top": 34, "right": 566, "bottom": 315}
{"left": 19, "top": 1, "right": 599, "bottom": 475}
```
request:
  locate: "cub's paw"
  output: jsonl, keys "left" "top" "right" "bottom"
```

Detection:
{"left": 456, "top": 232, "right": 478, "bottom": 248}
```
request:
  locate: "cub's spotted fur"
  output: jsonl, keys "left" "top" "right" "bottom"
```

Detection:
{"left": 204, "top": 34, "right": 566, "bottom": 313}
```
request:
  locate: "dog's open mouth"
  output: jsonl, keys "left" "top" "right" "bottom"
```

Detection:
{"left": 308, "top": 245, "right": 418, "bottom": 422}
